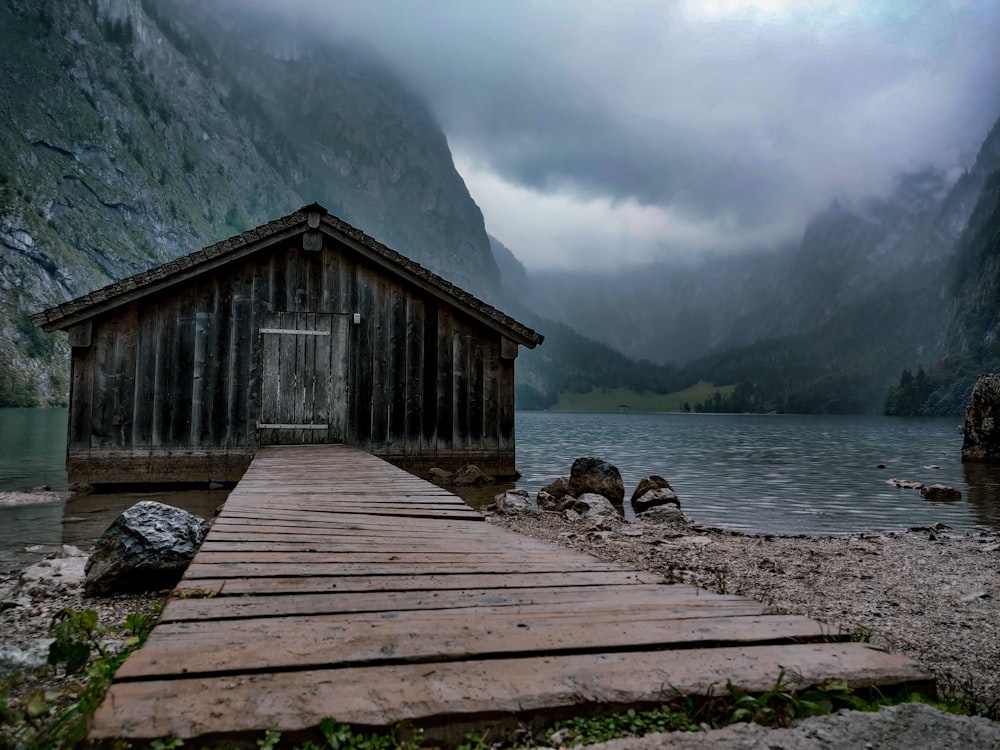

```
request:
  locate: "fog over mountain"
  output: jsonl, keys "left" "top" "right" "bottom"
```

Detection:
{"left": 3, "top": 0, "right": 999, "bottom": 416}
{"left": 237, "top": 0, "right": 1000, "bottom": 270}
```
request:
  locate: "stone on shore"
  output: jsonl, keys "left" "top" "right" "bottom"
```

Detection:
{"left": 568, "top": 457, "right": 625, "bottom": 505}
{"left": 630, "top": 475, "right": 673, "bottom": 503}
{"left": 633, "top": 487, "right": 681, "bottom": 514}
{"left": 560, "top": 493, "right": 618, "bottom": 519}
{"left": 962, "top": 373, "right": 1000, "bottom": 463}
{"left": 84, "top": 501, "right": 210, "bottom": 597}
{"left": 638, "top": 504, "right": 686, "bottom": 523}
{"left": 489, "top": 489, "right": 533, "bottom": 515}
{"left": 451, "top": 464, "right": 492, "bottom": 486}
{"left": 537, "top": 477, "right": 571, "bottom": 511}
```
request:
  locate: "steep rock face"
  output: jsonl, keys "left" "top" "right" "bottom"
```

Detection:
{"left": 160, "top": 0, "right": 500, "bottom": 303}
{"left": 943, "top": 169, "right": 1000, "bottom": 353}
{"left": 489, "top": 234, "right": 529, "bottom": 301}
{"left": 942, "top": 119, "right": 1000, "bottom": 354}
{"left": 962, "top": 374, "right": 1000, "bottom": 463}
{"left": 0, "top": 0, "right": 500, "bottom": 405}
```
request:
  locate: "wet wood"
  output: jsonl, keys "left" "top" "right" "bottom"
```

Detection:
{"left": 89, "top": 445, "right": 934, "bottom": 746}
{"left": 61, "top": 225, "right": 536, "bottom": 483}
{"left": 91, "top": 644, "right": 933, "bottom": 742}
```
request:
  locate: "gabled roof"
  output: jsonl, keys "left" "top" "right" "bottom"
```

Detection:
{"left": 31, "top": 203, "right": 543, "bottom": 348}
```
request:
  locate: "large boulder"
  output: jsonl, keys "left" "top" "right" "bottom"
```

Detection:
{"left": 630, "top": 475, "right": 674, "bottom": 504}
{"left": 84, "top": 501, "right": 211, "bottom": 597}
{"left": 962, "top": 374, "right": 1000, "bottom": 463}
{"left": 567, "top": 457, "right": 625, "bottom": 505}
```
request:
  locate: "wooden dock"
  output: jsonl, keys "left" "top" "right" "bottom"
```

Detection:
{"left": 89, "top": 445, "right": 933, "bottom": 745}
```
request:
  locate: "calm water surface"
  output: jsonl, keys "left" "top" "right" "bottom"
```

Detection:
{"left": 3, "top": 409, "right": 1000, "bottom": 574}
{"left": 515, "top": 411, "right": 1000, "bottom": 535}
{"left": 0, "top": 408, "right": 227, "bottom": 575}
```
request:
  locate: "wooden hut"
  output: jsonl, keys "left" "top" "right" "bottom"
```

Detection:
{"left": 31, "top": 204, "right": 543, "bottom": 486}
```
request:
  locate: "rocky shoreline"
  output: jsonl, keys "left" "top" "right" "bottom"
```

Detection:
{"left": 487, "top": 504, "right": 1000, "bottom": 717}
{"left": 3, "top": 496, "right": 1000, "bottom": 747}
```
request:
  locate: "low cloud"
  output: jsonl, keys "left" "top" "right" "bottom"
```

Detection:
{"left": 243, "top": 0, "right": 1000, "bottom": 268}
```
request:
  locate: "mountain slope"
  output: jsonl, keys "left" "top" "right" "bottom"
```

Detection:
{"left": 507, "top": 117, "right": 1000, "bottom": 414}
{"left": 0, "top": 0, "right": 500, "bottom": 405}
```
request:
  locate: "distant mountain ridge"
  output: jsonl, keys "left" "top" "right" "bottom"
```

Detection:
{"left": 506, "top": 114, "right": 1000, "bottom": 414}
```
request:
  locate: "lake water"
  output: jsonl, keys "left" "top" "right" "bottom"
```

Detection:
{"left": 515, "top": 411, "right": 1000, "bottom": 535}
{"left": 3, "top": 408, "right": 1000, "bottom": 575}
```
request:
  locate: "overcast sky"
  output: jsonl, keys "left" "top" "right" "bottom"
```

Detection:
{"left": 276, "top": 1, "right": 1000, "bottom": 270}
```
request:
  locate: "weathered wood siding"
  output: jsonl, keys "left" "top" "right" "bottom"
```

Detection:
{"left": 67, "top": 237, "right": 518, "bottom": 485}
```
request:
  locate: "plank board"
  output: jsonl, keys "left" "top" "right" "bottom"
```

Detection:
{"left": 91, "top": 644, "right": 933, "bottom": 741}
{"left": 90, "top": 445, "right": 934, "bottom": 746}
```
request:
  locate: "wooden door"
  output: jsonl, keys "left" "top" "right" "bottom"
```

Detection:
{"left": 257, "top": 312, "right": 349, "bottom": 445}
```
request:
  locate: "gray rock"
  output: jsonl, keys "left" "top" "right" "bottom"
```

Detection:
{"left": 490, "top": 489, "right": 533, "bottom": 515}
{"left": 633, "top": 487, "right": 681, "bottom": 514}
{"left": 452, "top": 464, "right": 491, "bottom": 486}
{"left": 539, "top": 476, "right": 571, "bottom": 504}
{"left": 630, "top": 475, "right": 673, "bottom": 503}
{"left": 84, "top": 501, "right": 210, "bottom": 597}
{"left": 537, "top": 490, "right": 562, "bottom": 511}
{"left": 22, "top": 555, "right": 88, "bottom": 587}
{"left": 568, "top": 457, "right": 625, "bottom": 505}
{"left": 962, "top": 373, "right": 1000, "bottom": 463}
{"left": 920, "top": 484, "right": 962, "bottom": 502}
{"left": 428, "top": 467, "right": 454, "bottom": 484}
{"left": 638, "top": 505, "right": 686, "bottom": 523}
{"left": 0, "top": 640, "right": 54, "bottom": 673}
{"left": 560, "top": 492, "right": 618, "bottom": 518}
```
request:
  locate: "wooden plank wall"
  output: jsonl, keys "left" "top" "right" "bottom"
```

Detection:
{"left": 67, "top": 238, "right": 517, "bottom": 484}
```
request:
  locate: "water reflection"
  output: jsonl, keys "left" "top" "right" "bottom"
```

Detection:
{"left": 0, "top": 408, "right": 68, "bottom": 491}
{"left": 961, "top": 463, "right": 1000, "bottom": 529}
{"left": 0, "top": 489, "right": 229, "bottom": 576}
{"left": 0, "top": 500, "right": 65, "bottom": 576}
{"left": 61, "top": 489, "right": 229, "bottom": 549}
{"left": 514, "top": 412, "right": 997, "bottom": 535}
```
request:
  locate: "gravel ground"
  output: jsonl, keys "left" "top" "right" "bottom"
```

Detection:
{"left": 488, "top": 507, "right": 1000, "bottom": 715}
{"left": 3, "top": 493, "right": 1000, "bottom": 748}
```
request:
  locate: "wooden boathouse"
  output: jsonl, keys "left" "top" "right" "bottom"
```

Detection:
{"left": 31, "top": 204, "right": 543, "bottom": 486}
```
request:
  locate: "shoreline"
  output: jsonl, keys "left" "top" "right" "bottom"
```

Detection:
{"left": 487, "top": 505, "right": 1000, "bottom": 716}
{"left": 3, "top": 497, "right": 999, "bottom": 747}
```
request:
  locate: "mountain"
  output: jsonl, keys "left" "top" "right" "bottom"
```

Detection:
{"left": 0, "top": 0, "right": 500, "bottom": 406}
{"left": 883, "top": 120, "right": 1000, "bottom": 416}
{"left": 506, "top": 117, "right": 1000, "bottom": 414}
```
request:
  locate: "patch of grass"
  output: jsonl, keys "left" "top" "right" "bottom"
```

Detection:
{"left": 128, "top": 677, "right": 957, "bottom": 750}
{"left": 551, "top": 382, "right": 736, "bottom": 413}
{"left": 1, "top": 605, "right": 160, "bottom": 749}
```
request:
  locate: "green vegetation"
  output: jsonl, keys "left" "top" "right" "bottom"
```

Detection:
{"left": 551, "top": 382, "right": 735, "bottom": 413}
{"left": 111, "top": 676, "right": 954, "bottom": 750}
{"left": 1, "top": 606, "right": 159, "bottom": 750}
{"left": 0, "top": 616, "right": 971, "bottom": 750}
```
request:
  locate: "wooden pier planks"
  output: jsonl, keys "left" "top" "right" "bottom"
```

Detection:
{"left": 89, "top": 445, "right": 933, "bottom": 743}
